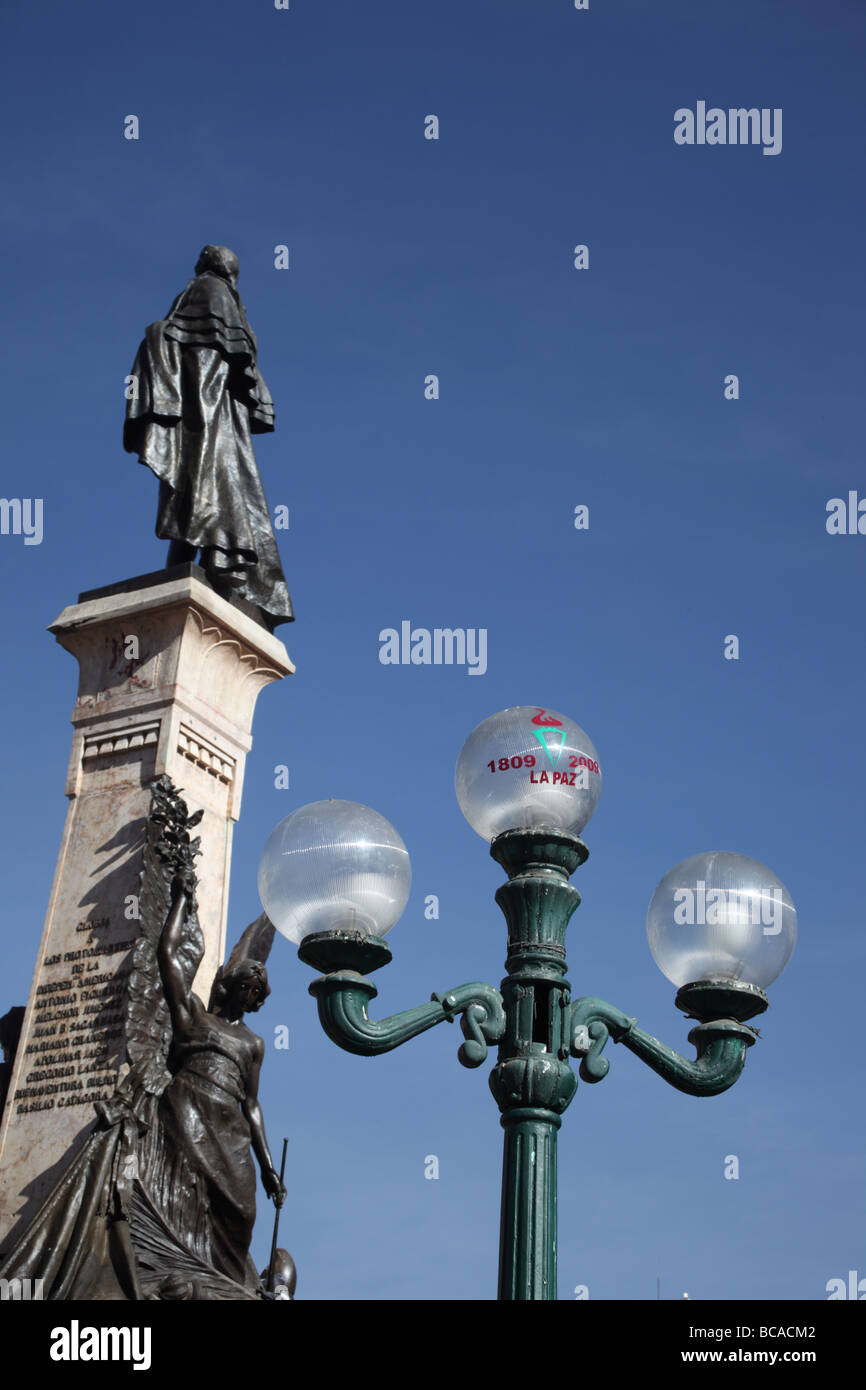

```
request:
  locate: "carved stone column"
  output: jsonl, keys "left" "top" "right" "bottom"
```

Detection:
{"left": 0, "top": 567, "right": 293, "bottom": 1240}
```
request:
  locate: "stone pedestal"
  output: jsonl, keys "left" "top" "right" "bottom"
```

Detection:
{"left": 0, "top": 568, "right": 293, "bottom": 1240}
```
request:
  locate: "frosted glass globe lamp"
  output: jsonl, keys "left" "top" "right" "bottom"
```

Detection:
{"left": 647, "top": 852, "right": 796, "bottom": 1022}
{"left": 259, "top": 799, "right": 411, "bottom": 973}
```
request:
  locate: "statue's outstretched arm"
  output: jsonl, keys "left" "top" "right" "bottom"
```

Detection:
{"left": 157, "top": 874, "right": 196, "bottom": 1035}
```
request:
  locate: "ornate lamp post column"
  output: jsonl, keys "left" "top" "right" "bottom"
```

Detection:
{"left": 259, "top": 707, "right": 797, "bottom": 1301}
{"left": 487, "top": 828, "right": 584, "bottom": 1300}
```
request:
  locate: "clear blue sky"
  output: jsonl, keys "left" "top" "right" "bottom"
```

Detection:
{"left": 1, "top": 0, "right": 864, "bottom": 1300}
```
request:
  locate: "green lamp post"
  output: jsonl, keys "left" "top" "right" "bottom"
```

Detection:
{"left": 258, "top": 706, "right": 797, "bottom": 1301}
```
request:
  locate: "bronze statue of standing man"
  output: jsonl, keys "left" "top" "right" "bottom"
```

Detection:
{"left": 124, "top": 245, "right": 293, "bottom": 630}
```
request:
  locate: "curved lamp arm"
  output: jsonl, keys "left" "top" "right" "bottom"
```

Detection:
{"left": 299, "top": 929, "right": 504, "bottom": 1068}
{"left": 568, "top": 995, "right": 758, "bottom": 1098}
{"left": 308, "top": 973, "right": 505, "bottom": 1069}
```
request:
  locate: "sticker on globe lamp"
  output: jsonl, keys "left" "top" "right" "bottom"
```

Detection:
{"left": 455, "top": 705, "right": 602, "bottom": 842}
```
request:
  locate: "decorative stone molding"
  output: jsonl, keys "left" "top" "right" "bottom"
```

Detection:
{"left": 82, "top": 723, "right": 161, "bottom": 761}
{"left": 177, "top": 724, "right": 235, "bottom": 786}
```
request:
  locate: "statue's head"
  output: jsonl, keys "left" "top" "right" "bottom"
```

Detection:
{"left": 194, "top": 244, "right": 239, "bottom": 287}
{"left": 212, "top": 957, "right": 270, "bottom": 1018}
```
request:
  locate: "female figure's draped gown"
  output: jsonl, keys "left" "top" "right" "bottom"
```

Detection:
{"left": 137, "top": 1006, "right": 259, "bottom": 1290}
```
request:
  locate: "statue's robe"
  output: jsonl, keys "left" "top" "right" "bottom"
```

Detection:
{"left": 0, "top": 1096, "right": 139, "bottom": 1300}
{"left": 0, "top": 1078, "right": 261, "bottom": 1301}
{"left": 138, "top": 1001, "right": 260, "bottom": 1291}
{"left": 124, "top": 271, "right": 293, "bottom": 629}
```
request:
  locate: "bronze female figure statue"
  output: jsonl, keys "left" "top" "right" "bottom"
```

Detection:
{"left": 0, "top": 776, "right": 289, "bottom": 1301}
{"left": 142, "top": 865, "right": 286, "bottom": 1290}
